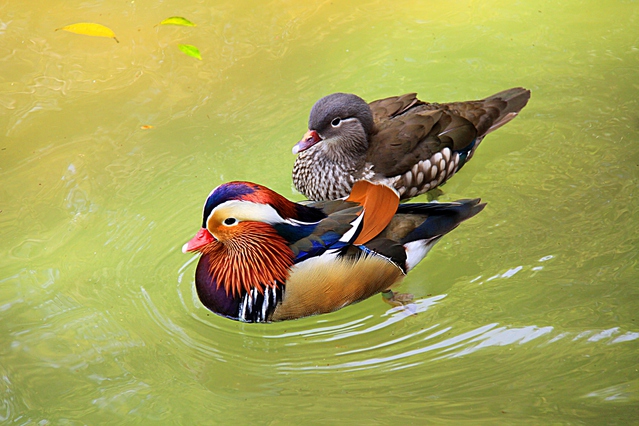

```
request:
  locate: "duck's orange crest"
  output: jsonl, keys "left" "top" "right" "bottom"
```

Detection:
{"left": 200, "top": 223, "right": 294, "bottom": 297}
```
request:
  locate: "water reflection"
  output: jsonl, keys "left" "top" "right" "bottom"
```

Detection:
{"left": 169, "top": 256, "right": 639, "bottom": 376}
{"left": 272, "top": 319, "right": 638, "bottom": 373}
{"left": 585, "top": 383, "right": 639, "bottom": 403}
{"left": 140, "top": 285, "right": 226, "bottom": 362}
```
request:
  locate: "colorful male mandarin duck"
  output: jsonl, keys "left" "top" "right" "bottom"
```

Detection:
{"left": 183, "top": 180, "right": 485, "bottom": 323}
{"left": 292, "top": 87, "right": 530, "bottom": 201}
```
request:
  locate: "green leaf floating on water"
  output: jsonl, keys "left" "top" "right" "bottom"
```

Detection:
{"left": 160, "top": 17, "right": 196, "bottom": 27}
{"left": 178, "top": 44, "right": 202, "bottom": 60}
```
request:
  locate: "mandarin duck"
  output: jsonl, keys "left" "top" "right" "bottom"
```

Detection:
{"left": 292, "top": 87, "right": 531, "bottom": 201}
{"left": 183, "top": 180, "right": 485, "bottom": 323}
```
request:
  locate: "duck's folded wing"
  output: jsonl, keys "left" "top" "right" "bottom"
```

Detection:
{"left": 289, "top": 203, "right": 362, "bottom": 263}
{"left": 366, "top": 110, "right": 478, "bottom": 177}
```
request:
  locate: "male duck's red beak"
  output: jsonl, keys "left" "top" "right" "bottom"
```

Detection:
{"left": 182, "top": 228, "right": 215, "bottom": 253}
{"left": 292, "top": 130, "right": 321, "bottom": 154}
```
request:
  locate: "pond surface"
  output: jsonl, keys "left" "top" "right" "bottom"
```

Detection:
{"left": 1, "top": 0, "right": 638, "bottom": 423}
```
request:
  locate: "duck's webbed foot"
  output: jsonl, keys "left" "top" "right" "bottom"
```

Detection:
{"left": 381, "top": 290, "right": 414, "bottom": 307}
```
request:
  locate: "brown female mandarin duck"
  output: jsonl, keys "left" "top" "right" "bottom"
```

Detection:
{"left": 183, "top": 180, "right": 485, "bottom": 322}
{"left": 292, "top": 87, "right": 531, "bottom": 201}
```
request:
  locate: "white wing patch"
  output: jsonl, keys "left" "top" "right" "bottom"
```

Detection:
{"left": 403, "top": 238, "right": 440, "bottom": 272}
{"left": 339, "top": 211, "right": 365, "bottom": 244}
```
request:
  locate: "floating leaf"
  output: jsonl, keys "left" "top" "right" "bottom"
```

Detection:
{"left": 159, "top": 16, "right": 196, "bottom": 27}
{"left": 56, "top": 23, "right": 119, "bottom": 43}
{"left": 140, "top": 125, "right": 154, "bottom": 130}
{"left": 178, "top": 44, "right": 202, "bottom": 60}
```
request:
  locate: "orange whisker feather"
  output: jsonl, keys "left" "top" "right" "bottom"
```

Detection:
{"left": 200, "top": 223, "right": 294, "bottom": 298}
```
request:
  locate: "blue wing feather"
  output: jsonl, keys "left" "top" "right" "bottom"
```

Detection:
{"left": 272, "top": 223, "right": 318, "bottom": 244}
{"left": 454, "top": 138, "right": 478, "bottom": 170}
{"left": 292, "top": 231, "right": 349, "bottom": 263}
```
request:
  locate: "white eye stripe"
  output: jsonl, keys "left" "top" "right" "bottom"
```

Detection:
{"left": 204, "top": 200, "right": 323, "bottom": 232}
{"left": 331, "top": 117, "right": 357, "bottom": 127}
{"left": 208, "top": 200, "right": 284, "bottom": 225}
{"left": 207, "top": 200, "right": 315, "bottom": 227}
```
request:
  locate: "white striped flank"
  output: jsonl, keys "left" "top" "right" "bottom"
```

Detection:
{"left": 261, "top": 285, "right": 274, "bottom": 320}
{"left": 239, "top": 289, "right": 250, "bottom": 320}
{"left": 239, "top": 284, "right": 280, "bottom": 322}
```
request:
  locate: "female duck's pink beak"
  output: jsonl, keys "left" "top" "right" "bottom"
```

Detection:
{"left": 292, "top": 130, "right": 321, "bottom": 154}
{"left": 182, "top": 228, "right": 215, "bottom": 253}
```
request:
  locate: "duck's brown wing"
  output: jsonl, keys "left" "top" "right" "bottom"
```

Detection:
{"left": 441, "top": 87, "right": 531, "bottom": 136}
{"left": 366, "top": 108, "right": 477, "bottom": 177}
{"left": 368, "top": 93, "right": 423, "bottom": 122}
{"left": 365, "top": 88, "right": 530, "bottom": 178}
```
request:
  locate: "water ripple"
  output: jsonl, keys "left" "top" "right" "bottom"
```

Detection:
{"left": 168, "top": 256, "right": 639, "bottom": 380}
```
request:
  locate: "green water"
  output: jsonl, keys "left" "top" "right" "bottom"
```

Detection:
{"left": 1, "top": 0, "right": 638, "bottom": 423}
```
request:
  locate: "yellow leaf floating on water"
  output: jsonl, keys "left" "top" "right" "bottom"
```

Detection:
{"left": 178, "top": 44, "right": 202, "bottom": 60}
{"left": 56, "top": 23, "right": 119, "bottom": 43}
{"left": 140, "top": 125, "right": 154, "bottom": 130}
{"left": 159, "top": 17, "right": 196, "bottom": 27}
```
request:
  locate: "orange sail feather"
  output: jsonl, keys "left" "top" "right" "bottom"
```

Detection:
{"left": 346, "top": 181, "right": 399, "bottom": 245}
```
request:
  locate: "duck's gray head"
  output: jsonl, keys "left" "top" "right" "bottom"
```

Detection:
{"left": 292, "top": 93, "right": 374, "bottom": 157}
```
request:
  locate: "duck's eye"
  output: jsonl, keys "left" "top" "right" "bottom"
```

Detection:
{"left": 331, "top": 117, "right": 341, "bottom": 127}
{"left": 223, "top": 217, "right": 237, "bottom": 226}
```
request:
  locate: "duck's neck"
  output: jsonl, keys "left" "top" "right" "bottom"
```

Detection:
{"left": 320, "top": 132, "right": 369, "bottom": 164}
{"left": 293, "top": 145, "right": 367, "bottom": 200}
